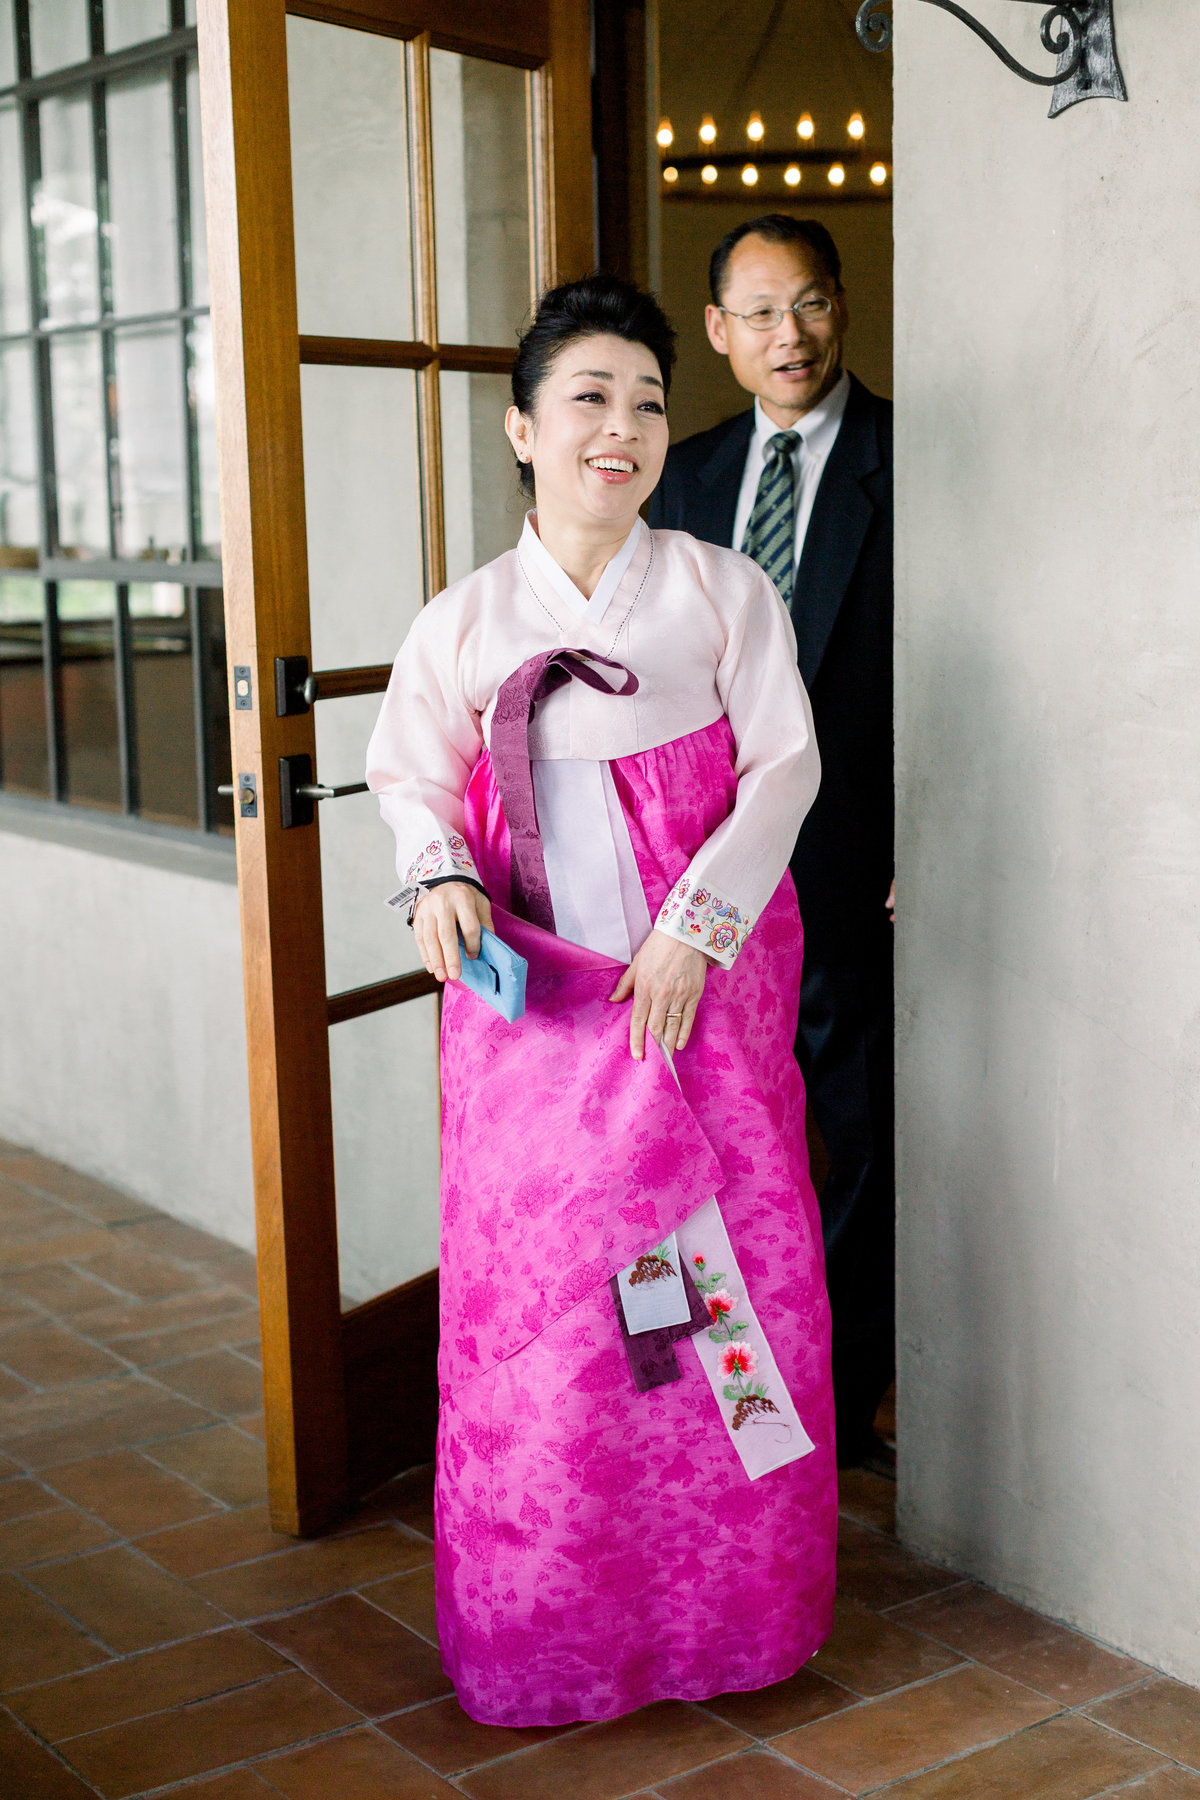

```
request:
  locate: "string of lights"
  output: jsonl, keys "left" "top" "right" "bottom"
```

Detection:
{"left": 657, "top": 111, "right": 890, "bottom": 198}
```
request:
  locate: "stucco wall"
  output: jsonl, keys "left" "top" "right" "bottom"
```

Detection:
{"left": 894, "top": 4, "right": 1200, "bottom": 1679}
{"left": 0, "top": 815, "right": 255, "bottom": 1251}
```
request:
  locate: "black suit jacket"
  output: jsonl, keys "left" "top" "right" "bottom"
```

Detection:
{"left": 648, "top": 374, "right": 893, "bottom": 964}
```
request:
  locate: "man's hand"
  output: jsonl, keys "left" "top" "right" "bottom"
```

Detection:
{"left": 413, "top": 883, "right": 494, "bottom": 983}
{"left": 608, "top": 929, "right": 709, "bottom": 1061}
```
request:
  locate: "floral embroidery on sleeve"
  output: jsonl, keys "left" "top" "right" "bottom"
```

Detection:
{"left": 654, "top": 876, "right": 754, "bottom": 969}
{"left": 403, "top": 831, "right": 479, "bottom": 888}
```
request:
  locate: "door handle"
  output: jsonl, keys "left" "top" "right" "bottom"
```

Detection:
{"left": 279, "top": 754, "right": 367, "bottom": 828}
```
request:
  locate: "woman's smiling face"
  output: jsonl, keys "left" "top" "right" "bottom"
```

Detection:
{"left": 505, "top": 333, "right": 669, "bottom": 529}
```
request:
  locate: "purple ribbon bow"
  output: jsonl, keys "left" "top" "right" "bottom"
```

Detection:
{"left": 489, "top": 649, "right": 639, "bottom": 932}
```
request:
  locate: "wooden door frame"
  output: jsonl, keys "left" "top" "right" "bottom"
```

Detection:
{"left": 196, "top": 0, "right": 592, "bottom": 1534}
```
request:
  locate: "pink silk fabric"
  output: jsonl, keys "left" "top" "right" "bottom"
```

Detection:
{"left": 436, "top": 716, "right": 836, "bottom": 1726}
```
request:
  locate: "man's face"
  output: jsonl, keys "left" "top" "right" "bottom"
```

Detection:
{"left": 705, "top": 235, "right": 848, "bottom": 426}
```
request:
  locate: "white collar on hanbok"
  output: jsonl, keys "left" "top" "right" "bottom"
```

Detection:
{"left": 519, "top": 513, "right": 644, "bottom": 626}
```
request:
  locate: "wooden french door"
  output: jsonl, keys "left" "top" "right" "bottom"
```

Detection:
{"left": 195, "top": 0, "right": 591, "bottom": 1534}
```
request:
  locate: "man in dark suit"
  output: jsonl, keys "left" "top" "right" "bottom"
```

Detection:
{"left": 649, "top": 215, "right": 894, "bottom": 1469}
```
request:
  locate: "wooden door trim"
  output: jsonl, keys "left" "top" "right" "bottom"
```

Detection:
{"left": 285, "top": 0, "right": 550, "bottom": 65}
{"left": 300, "top": 336, "right": 515, "bottom": 374}
{"left": 327, "top": 969, "right": 439, "bottom": 1026}
{"left": 197, "top": 0, "right": 349, "bottom": 1535}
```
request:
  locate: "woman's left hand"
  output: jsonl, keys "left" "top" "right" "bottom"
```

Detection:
{"left": 608, "top": 929, "right": 709, "bottom": 1061}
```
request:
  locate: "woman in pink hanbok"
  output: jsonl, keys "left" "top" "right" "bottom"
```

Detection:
{"left": 366, "top": 275, "right": 836, "bottom": 1727}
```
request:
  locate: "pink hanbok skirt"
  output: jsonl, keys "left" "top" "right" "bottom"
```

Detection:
{"left": 434, "top": 716, "right": 836, "bottom": 1725}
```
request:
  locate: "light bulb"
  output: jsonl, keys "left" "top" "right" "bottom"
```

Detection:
{"left": 663, "top": 165, "right": 678, "bottom": 183}
{"left": 784, "top": 164, "right": 802, "bottom": 187}
{"left": 701, "top": 163, "right": 718, "bottom": 184}
{"left": 741, "top": 163, "right": 759, "bottom": 186}
{"left": 796, "top": 113, "right": 814, "bottom": 140}
{"left": 828, "top": 163, "right": 845, "bottom": 187}
{"left": 848, "top": 112, "right": 865, "bottom": 140}
{"left": 869, "top": 162, "right": 888, "bottom": 185}
{"left": 747, "top": 112, "right": 764, "bottom": 142}
{"left": 656, "top": 118, "right": 674, "bottom": 148}
{"left": 699, "top": 116, "right": 717, "bottom": 145}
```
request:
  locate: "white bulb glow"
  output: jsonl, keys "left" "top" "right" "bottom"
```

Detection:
{"left": 699, "top": 116, "right": 717, "bottom": 144}
{"left": 656, "top": 119, "right": 674, "bottom": 148}
{"left": 796, "top": 113, "right": 814, "bottom": 140}
{"left": 848, "top": 113, "right": 865, "bottom": 140}
{"left": 784, "top": 165, "right": 802, "bottom": 187}
{"left": 828, "top": 163, "right": 845, "bottom": 187}
{"left": 663, "top": 165, "right": 678, "bottom": 183}
{"left": 701, "top": 163, "right": 718, "bottom": 184}
{"left": 747, "top": 113, "right": 764, "bottom": 142}
{"left": 870, "top": 162, "right": 888, "bottom": 186}
{"left": 741, "top": 163, "right": 759, "bottom": 186}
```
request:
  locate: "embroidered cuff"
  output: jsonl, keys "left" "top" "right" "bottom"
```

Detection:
{"left": 654, "top": 876, "right": 754, "bottom": 969}
{"left": 385, "top": 832, "right": 482, "bottom": 923}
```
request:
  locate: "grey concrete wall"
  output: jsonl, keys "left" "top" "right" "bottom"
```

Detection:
{"left": 0, "top": 814, "right": 255, "bottom": 1250}
{"left": 894, "top": 4, "right": 1200, "bottom": 1680}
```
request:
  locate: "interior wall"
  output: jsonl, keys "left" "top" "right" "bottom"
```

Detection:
{"left": 894, "top": 4, "right": 1200, "bottom": 1679}
{"left": 0, "top": 819, "right": 255, "bottom": 1250}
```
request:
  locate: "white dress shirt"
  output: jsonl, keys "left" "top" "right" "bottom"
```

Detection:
{"left": 731, "top": 371, "right": 852, "bottom": 569}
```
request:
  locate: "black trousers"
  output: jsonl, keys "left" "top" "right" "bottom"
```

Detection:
{"left": 795, "top": 945, "right": 895, "bottom": 1462}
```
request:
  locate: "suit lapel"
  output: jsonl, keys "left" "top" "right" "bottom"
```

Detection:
{"left": 691, "top": 409, "right": 755, "bottom": 547}
{"left": 792, "top": 377, "right": 881, "bottom": 687}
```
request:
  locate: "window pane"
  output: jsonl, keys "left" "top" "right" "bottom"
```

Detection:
{"left": 0, "top": 342, "right": 39, "bottom": 561}
{"left": 189, "top": 315, "right": 217, "bottom": 558}
{"left": 332, "top": 1001, "right": 441, "bottom": 1305}
{"left": 37, "top": 92, "right": 100, "bottom": 326}
{"left": 104, "top": 0, "right": 170, "bottom": 52}
{"left": 185, "top": 60, "right": 207, "bottom": 307}
{"left": 286, "top": 15, "right": 413, "bottom": 341}
{"left": 129, "top": 580, "right": 196, "bottom": 826}
{"left": 58, "top": 577, "right": 119, "bottom": 809}
{"left": 300, "top": 363, "right": 423, "bottom": 670}
{"left": 49, "top": 331, "right": 107, "bottom": 557}
{"left": 114, "top": 323, "right": 185, "bottom": 561}
{"left": 0, "top": 576, "right": 48, "bottom": 796}
{"left": 107, "top": 67, "right": 177, "bottom": 317}
{"left": 431, "top": 51, "right": 531, "bottom": 346}
{"left": 30, "top": 2, "right": 90, "bottom": 76}
{"left": 0, "top": 1, "right": 15, "bottom": 90}
{"left": 441, "top": 370, "right": 523, "bottom": 586}
{"left": 0, "top": 104, "right": 29, "bottom": 332}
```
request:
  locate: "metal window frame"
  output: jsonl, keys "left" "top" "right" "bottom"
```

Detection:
{"left": 0, "top": 0, "right": 228, "bottom": 839}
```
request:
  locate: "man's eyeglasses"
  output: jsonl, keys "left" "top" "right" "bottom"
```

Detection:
{"left": 720, "top": 295, "right": 836, "bottom": 331}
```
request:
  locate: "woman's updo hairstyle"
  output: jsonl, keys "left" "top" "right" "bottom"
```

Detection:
{"left": 511, "top": 273, "right": 676, "bottom": 494}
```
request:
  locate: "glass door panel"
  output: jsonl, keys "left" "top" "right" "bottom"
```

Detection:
{"left": 300, "top": 363, "right": 424, "bottom": 670}
{"left": 441, "top": 368, "right": 523, "bottom": 584}
{"left": 286, "top": 17, "right": 414, "bottom": 342}
{"left": 430, "top": 50, "right": 533, "bottom": 345}
{"left": 331, "top": 1002, "right": 442, "bottom": 1306}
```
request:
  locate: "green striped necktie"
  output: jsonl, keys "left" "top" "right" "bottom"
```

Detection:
{"left": 741, "top": 429, "right": 800, "bottom": 603}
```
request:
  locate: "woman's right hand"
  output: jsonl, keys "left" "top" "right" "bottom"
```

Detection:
{"left": 413, "top": 883, "right": 494, "bottom": 983}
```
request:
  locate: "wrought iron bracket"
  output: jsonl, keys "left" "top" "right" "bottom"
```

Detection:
{"left": 856, "top": 1, "right": 1126, "bottom": 114}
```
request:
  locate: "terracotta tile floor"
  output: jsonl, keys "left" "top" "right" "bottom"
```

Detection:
{"left": 1, "top": 1138, "right": 1198, "bottom": 1798}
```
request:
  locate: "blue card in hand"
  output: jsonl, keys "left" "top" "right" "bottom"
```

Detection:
{"left": 454, "top": 927, "right": 527, "bottom": 1022}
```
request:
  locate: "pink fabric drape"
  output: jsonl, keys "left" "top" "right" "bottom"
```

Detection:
{"left": 435, "top": 717, "right": 836, "bottom": 1725}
